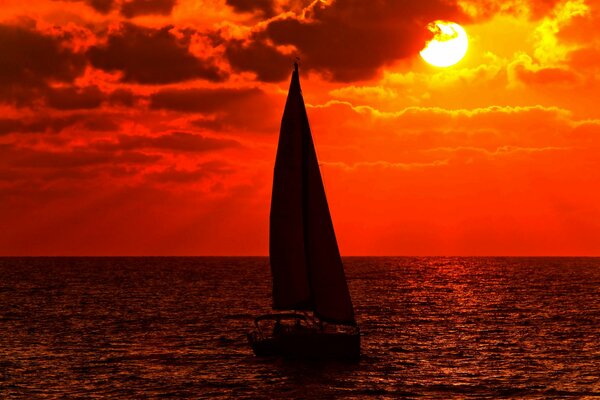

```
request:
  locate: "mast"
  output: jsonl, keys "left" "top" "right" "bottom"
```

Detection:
{"left": 269, "top": 63, "right": 355, "bottom": 325}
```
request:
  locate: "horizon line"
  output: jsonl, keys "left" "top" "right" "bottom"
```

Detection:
{"left": 1, "top": 255, "right": 599, "bottom": 258}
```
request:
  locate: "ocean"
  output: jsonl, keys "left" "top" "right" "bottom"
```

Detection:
{"left": 1, "top": 257, "right": 599, "bottom": 399}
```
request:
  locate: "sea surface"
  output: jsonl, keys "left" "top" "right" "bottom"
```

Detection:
{"left": 0, "top": 257, "right": 599, "bottom": 399}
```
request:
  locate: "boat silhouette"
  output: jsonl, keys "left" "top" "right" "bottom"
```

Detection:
{"left": 247, "top": 62, "right": 360, "bottom": 361}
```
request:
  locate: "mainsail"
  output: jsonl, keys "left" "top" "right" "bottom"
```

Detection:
{"left": 269, "top": 64, "right": 355, "bottom": 325}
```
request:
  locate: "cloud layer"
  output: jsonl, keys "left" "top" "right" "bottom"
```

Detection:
{"left": 0, "top": 0, "right": 598, "bottom": 255}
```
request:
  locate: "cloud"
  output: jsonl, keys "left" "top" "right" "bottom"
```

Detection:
{"left": 0, "top": 23, "right": 86, "bottom": 106}
{"left": 88, "top": 23, "right": 225, "bottom": 84}
{"left": 0, "top": 113, "right": 126, "bottom": 136}
{"left": 513, "top": 64, "right": 578, "bottom": 85}
{"left": 0, "top": 115, "right": 81, "bottom": 135}
{"left": 0, "top": 0, "right": 597, "bottom": 256}
{"left": 224, "top": 0, "right": 466, "bottom": 81}
{"left": 457, "top": 0, "right": 565, "bottom": 20}
{"left": 90, "top": 0, "right": 115, "bottom": 13}
{"left": 531, "top": 0, "right": 589, "bottom": 65}
{"left": 108, "top": 88, "right": 138, "bottom": 107}
{"left": 66, "top": 0, "right": 177, "bottom": 16}
{"left": 61, "top": 0, "right": 115, "bottom": 14}
{"left": 567, "top": 46, "right": 600, "bottom": 72}
{"left": 322, "top": 159, "right": 449, "bottom": 171}
{"left": 221, "top": 0, "right": 586, "bottom": 83}
{"left": 82, "top": 116, "right": 122, "bottom": 132}
{"left": 225, "top": 0, "right": 276, "bottom": 16}
{"left": 149, "top": 87, "right": 264, "bottom": 112}
{"left": 329, "top": 85, "right": 400, "bottom": 103}
{"left": 224, "top": 38, "right": 293, "bottom": 82}
{"left": 145, "top": 161, "right": 234, "bottom": 183}
{"left": 311, "top": 100, "right": 572, "bottom": 122}
{"left": 45, "top": 85, "right": 106, "bottom": 110}
{"left": 121, "top": 0, "right": 178, "bottom": 18}
{"left": 149, "top": 86, "right": 279, "bottom": 133}
{"left": 1, "top": 144, "right": 160, "bottom": 170}
{"left": 304, "top": 101, "right": 589, "bottom": 159}
{"left": 94, "top": 131, "right": 241, "bottom": 152}
{"left": 508, "top": 52, "right": 579, "bottom": 87}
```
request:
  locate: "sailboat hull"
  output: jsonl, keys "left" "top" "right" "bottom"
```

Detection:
{"left": 247, "top": 328, "right": 360, "bottom": 361}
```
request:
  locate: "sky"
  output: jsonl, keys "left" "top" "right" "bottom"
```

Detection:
{"left": 1, "top": 0, "right": 599, "bottom": 256}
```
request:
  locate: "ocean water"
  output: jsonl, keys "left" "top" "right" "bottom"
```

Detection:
{"left": 0, "top": 257, "right": 599, "bottom": 399}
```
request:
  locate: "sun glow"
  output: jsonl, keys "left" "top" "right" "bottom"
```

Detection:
{"left": 420, "top": 21, "right": 469, "bottom": 67}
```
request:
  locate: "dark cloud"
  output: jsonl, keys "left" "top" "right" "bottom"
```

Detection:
{"left": 224, "top": 38, "right": 292, "bottom": 82}
{"left": 147, "top": 132, "right": 241, "bottom": 152}
{"left": 64, "top": 0, "right": 177, "bottom": 16}
{"left": 45, "top": 85, "right": 105, "bottom": 110}
{"left": 0, "top": 23, "right": 86, "bottom": 105}
{"left": 88, "top": 23, "right": 225, "bottom": 84}
{"left": 89, "top": 0, "right": 115, "bottom": 13}
{"left": 63, "top": 0, "right": 116, "bottom": 14}
{"left": 149, "top": 87, "right": 277, "bottom": 132}
{"left": 188, "top": 99, "right": 278, "bottom": 134}
{"left": 121, "top": 0, "right": 178, "bottom": 18}
{"left": 94, "top": 131, "right": 241, "bottom": 153}
{"left": 83, "top": 116, "right": 121, "bottom": 132}
{"left": 226, "top": 0, "right": 276, "bottom": 17}
{"left": 1, "top": 144, "right": 160, "bottom": 169}
{"left": 0, "top": 119, "right": 22, "bottom": 135}
{"left": 149, "top": 87, "right": 262, "bottom": 113}
{"left": 146, "top": 161, "right": 234, "bottom": 183}
{"left": 0, "top": 114, "right": 122, "bottom": 135}
{"left": 0, "top": 116, "right": 81, "bottom": 135}
{"left": 108, "top": 89, "right": 138, "bottom": 107}
{"left": 224, "top": 0, "right": 465, "bottom": 81}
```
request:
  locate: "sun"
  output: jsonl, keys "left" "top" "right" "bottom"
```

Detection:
{"left": 420, "top": 21, "right": 468, "bottom": 68}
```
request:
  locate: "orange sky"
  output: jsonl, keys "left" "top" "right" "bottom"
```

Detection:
{"left": 1, "top": 0, "right": 599, "bottom": 255}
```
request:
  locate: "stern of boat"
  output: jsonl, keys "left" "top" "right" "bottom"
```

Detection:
{"left": 248, "top": 313, "right": 360, "bottom": 361}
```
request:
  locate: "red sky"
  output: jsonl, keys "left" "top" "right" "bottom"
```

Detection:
{"left": 1, "top": 0, "right": 599, "bottom": 255}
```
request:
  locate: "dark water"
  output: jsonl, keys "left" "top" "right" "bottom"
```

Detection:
{"left": 1, "top": 257, "right": 599, "bottom": 399}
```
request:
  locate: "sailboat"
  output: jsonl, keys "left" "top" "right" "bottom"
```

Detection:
{"left": 247, "top": 62, "right": 360, "bottom": 361}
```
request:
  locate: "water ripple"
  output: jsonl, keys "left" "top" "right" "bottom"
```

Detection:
{"left": 0, "top": 256, "right": 599, "bottom": 398}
